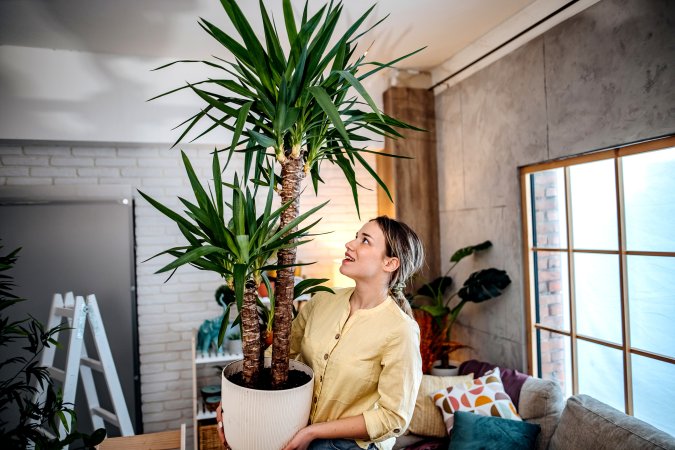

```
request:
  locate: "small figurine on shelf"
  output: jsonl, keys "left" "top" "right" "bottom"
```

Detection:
{"left": 196, "top": 285, "right": 236, "bottom": 356}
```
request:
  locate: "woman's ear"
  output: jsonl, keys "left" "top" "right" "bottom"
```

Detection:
{"left": 383, "top": 256, "right": 400, "bottom": 273}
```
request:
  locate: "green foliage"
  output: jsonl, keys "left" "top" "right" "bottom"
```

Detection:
{"left": 411, "top": 240, "right": 511, "bottom": 365}
{"left": 139, "top": 151, "right": 330, "bottom": 346}
{"left": 150, "top": 0, "right": 425, "bottom": 216}
{"left": 0, "top": 244, "right": 106, "bottom": 449}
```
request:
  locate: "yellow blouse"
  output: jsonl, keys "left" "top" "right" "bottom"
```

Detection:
{"left": 290, "top": 287, "right": 423, "bottom": 450}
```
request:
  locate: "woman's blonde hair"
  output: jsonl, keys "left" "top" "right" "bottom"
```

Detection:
{"left": 370, "top": 216, "right": 425, "bottom": 318}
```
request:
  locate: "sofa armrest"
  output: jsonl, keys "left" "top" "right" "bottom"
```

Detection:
{"left": 518, "top": 377, "right": 564, "bottom": 450}
{"left": 549, "top": 395, "right": 675, "bottom": 450}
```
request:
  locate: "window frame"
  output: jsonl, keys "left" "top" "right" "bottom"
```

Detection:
{"left": 520, "top": 134, "right": 675, "bottom": 415}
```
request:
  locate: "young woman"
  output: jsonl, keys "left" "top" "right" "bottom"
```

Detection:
{"left": 218, "top": 216, "right": 424, "bottom": 450}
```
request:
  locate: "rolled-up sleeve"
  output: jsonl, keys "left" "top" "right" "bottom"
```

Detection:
{"left": 362, "top": 321, "right": 422, "bottom": 442}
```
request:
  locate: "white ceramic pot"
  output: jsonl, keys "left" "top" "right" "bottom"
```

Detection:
{"left": 430, "top": 360, "right": 461, "bottom": 376}
{"left": 221, "top": 357, "right": 314, "bottom": 450}
{"left": 228, "top": 339, "right": 242, "bottom": 355}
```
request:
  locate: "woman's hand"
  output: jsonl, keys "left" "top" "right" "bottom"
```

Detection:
{"left": 281, "top": 425, "right": 315, "bottom": 450}
{"left": 216, "top": 403, "right": 231, "bottom": 449}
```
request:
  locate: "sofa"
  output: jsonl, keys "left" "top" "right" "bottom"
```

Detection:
{"left": 394, "top": 360, "right": 675, "bottom": 450}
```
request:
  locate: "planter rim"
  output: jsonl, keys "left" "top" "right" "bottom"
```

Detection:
{"left": 221, "top": 358, "right": 314, "bottom": 395}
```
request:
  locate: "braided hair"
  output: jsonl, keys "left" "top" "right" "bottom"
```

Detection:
{"left": 370, "top": 216, "right": 425, "bottom": 318}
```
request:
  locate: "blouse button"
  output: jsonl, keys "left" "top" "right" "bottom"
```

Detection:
{"left": 394, "top": 428, "right": 401, "bottom": 433}
{"left": 313, "top": 396, "right": 317, "bottom": 403}
{"left": 335, "top": 333, "right": 340, "bottom": 339}
{"left": 323, "top": 353, "right": 329, "bottom": 360}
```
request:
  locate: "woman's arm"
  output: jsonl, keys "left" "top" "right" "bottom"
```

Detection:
{"left": 282, "top": 415, "right": 369, "bottom": 450}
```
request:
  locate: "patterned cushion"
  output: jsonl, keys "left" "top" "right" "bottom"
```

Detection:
{"left": 408, "top": 374, "right": 474, "bottom": 437}
{"left": 431, "top": 367, "right": 522, "bottom": 433}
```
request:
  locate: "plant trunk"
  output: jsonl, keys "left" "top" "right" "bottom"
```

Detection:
{"left": 241, "top": 279, "right": 262, "bottom": 387}
{"left": 271, "top": 155, "right": 305, "bottom": 387}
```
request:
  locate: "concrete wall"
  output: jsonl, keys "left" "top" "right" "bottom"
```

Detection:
{"left": 0, "top": 143, "right": 377, "bottom": 438}
{"left": 434, "top": 0, "right": 675, "bottom": 371}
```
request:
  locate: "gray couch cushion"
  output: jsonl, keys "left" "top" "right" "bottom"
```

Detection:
{"left": 517, "top": 377, "right": 564, "bottom": 450}
{"left": 549, "top": 394, "right": 675, "bottom": 450}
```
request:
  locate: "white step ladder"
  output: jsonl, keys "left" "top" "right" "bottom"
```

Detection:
{"left": 35, "top": 292, "right": 134, "bottom": 444}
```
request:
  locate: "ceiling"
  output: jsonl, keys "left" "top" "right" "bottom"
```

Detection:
{"left": 0, "top": 0, "right": 536, "bottom": 71}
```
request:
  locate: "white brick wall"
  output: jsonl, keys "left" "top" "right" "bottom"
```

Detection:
{"left": 0, "top": 143, "right": 377, "bottom": 440}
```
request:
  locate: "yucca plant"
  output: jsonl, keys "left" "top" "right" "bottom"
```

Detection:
{"left": 139, "top": 151, "right": 330, "bottom": 387}
{"left": 151, "top": 0, "right": 423, "bottom": 386}
{"left": 412, "top": 241, "right": 512, "bottom": 372}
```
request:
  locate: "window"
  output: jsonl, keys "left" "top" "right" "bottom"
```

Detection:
{"left": 520, "top": 136, "right": 675, "bottom": 436}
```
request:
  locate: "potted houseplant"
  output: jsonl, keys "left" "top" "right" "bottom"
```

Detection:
{"left": 145, "top": 0, "right": 423, "bottom": 447}
{"left": 0, "top": 244, "right": 106, "bottom": 450}
{"left": 140, "top": 152, "right": 328, "bottom": 448}
{"left": 411, "top": 241, "right": 512, "bottom": 375}
{"left": 149, "top": 0, "right": 422, "bottom": 387}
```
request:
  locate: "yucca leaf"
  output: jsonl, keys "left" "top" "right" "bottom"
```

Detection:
{"left": 233, "top": 264, "right": 247, "bottom": 311}
{"left": 199, "top": 19, "right": 252, "bottom": 67}
{"left": 299, "top": 285, "right": 334, "bottom": 297}
{"left": 338, "top": 70, "right": 383, "bottom": 121}
{"left": 259, "top": 0, "right": 286, "bottom": 69}
{"left": 282, "top": 0, "right": 297, "bottom": 44}
{"left": 230, "top": 101, "right": 253, "bottom": 155}
{"left": 249, "top": 130, "right": 276, "bottom": 148}
{"left": 219, "top": 0, "right": 273, "bottom": 92}
{"left": 266, "top": 201, "right": 328, "bottom": 244}
{"left": 288, "top": 46, "right": 308, "bottom": 102}
{"left": 293, "top": 278, "right": 330, "bottom": 300}
{"left": 357, "top": 46, "right": 427, "bottom": 81}
{"left": 181, "top": 151, "right": 215, "bottom": 214}
{"left": 217, "top": 302, "right": 232, "bottom": 348}
{"left": 156, "top": 246, "right": 228, "bottom": 273}
{"left": 333, "top": 149, "right": 360, "bottom": 218}
{"left": 309, "top": 86, "right": 350, "bottom": 144}
{"left": 211, "top": 79, "right": 257, "bottom": 100}
{"left": 235, "top": 235, "right": 250, "bottom": 263}
{"left": 353, "top": 150, "right": 391, "bottom": 202}
{"left": 138, "top": 190, "right": 202, "bottom": 237}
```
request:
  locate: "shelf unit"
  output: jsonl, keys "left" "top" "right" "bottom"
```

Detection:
{"left": 191, "top": 330, "right": 242, "bottom": 450}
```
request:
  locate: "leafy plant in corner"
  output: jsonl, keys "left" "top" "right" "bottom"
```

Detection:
{"left": 0, "top": 243, "right": 106, "bottom": 449}
{"left": 149, "top": 0, "right": 423, "bottom": 387}
{"left": 411, "top": 241, "right": 511, "bottom": 373}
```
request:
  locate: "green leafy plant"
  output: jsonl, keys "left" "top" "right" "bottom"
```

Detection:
{"left": 0, "top": 244, "right": 106, "bottom": 449}
{"left": 411, "top": 241, "right": 512, "bottom": 372}
{"left": 226, "top": 330, "right": 241, "bottom": 341}
{"left": 140, "top": 151, "right": 332, "bottom": 387}
{"left": 150, "top": 0, "right": 423, "bottom": 387}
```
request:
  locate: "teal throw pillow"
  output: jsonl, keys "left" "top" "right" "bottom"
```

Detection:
{"left": 448, "top": 411, "right": 540, "bottom": 450}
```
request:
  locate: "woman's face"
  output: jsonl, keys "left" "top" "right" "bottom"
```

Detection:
{"left": 340, "top": 221, "right": 397, "bottom": 282}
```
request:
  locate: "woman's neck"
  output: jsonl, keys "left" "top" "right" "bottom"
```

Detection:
{"left": 349, "top": 281, "right": 389, "bottom": 312}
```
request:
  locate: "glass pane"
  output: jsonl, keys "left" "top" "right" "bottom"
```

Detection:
{"left": 574, "top": 253, "right": 622, "bottom": 344}
{"left": 531, "top": 169, "right": 567, "bottom": 248}
{"left": 623, "top": 146, "right": 675, "bottom": 252}
{"left": 569, "top": 159, "right": 618, "bottom": 250}
{"left": 632, "top": 354, "right": 675, "bottom": 436}
{"left": 537, "top": 329, "right": 572, "bottom": 398}
{"left": 577, "top": 339, "right": 625, "bottom": 411}
{"left": 534, "top": 251, "right": 570, "bottom": 331}
{"left": 628, "top": 256, "right": 675, "bottom": 359}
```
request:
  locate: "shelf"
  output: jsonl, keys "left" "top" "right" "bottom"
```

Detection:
{"left": 196, "top": 410, "right": 217, "bottom": 421}
{"left": 195, "top": 352, "right": 243, "bottom": 365}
